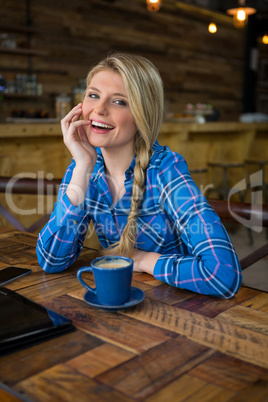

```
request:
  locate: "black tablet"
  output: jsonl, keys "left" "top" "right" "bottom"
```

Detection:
{"left": 0, "top": 287, "right": 75, "bottom": 355}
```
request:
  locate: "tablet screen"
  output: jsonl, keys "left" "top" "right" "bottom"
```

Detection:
{"left": 0, "top": 287, "right": 74, "bottom": 355}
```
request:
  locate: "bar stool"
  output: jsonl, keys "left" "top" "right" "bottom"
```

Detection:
{"left": 189, "top": 168, "right": 208, "bottom": 174}
{"left": 245, "top": 159, "right": 268, "bottom": 241}
{"left": 245, "top": 159, "right": 268, "bottom": 205}
{"left": 189, "top": 167, "right": 209, "bottom": 194}
{"left": 207, "top": 161, "right": 246, "bottom": 201}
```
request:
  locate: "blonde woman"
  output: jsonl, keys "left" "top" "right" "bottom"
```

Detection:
{"left": 37, "top": 52, "right": 242, "bottom": 298}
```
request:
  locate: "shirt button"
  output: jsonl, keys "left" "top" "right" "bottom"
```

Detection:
{"left": 73, "top": 220, "right": 78, "bottom": 225}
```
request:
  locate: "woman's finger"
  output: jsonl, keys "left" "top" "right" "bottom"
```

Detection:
{"left": 78, "top": 124, "right": 89, "bottom": 142}
{"left": 64, "top": 120, "right": 91, "bottom": 141}
{"left": 61, "top": 104, "right": 82, "bottom": 129}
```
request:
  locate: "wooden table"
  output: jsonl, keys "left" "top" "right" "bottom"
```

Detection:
{"left": 0, "top": 228, "right": 267, "bottom": 401}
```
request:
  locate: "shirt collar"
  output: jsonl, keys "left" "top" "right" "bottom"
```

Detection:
{"left": 152, "top": 140, "right": 163, "bottom": 154}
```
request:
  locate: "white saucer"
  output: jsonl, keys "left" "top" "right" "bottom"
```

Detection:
{"left": 83, "top": 286, "right": 145, "bottom": 311}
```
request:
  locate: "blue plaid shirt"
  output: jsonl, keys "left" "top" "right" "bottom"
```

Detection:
{"left": 36, "top": 141, "right": 242, "bottom": 298}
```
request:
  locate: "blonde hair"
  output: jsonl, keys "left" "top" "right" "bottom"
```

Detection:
{"left": 87, "top": 52, "right": 164, "bottom": 257}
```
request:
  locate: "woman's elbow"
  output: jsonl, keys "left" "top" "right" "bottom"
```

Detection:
{"left": 36, "top": 246, "right": 67, "bottom": 274}
{"left": 215, "top": 262, "right": 242, "bottom": 299}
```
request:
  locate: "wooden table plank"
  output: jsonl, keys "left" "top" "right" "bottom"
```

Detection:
{"left": 65, "top": 343, "right": 135, "bottom": 378}
{"left": 241, "top": 293, "right": 268, "bottom": 312}
{"left": 189, "top": 352, "right": 268, "bottom": 392}
{"left": 1, "top": 266, "right": 76, "bottom": 292}
{"left": 226, "top": 373, "right": 268, "bottom": 402}
{"left": 217, "top": 305, "right": 268, "bottom": 335}
{"left": 145, "top": 374, "right": 235, "bottom": 402}
{"left": 16, "top": 275, "right": 83, "bottom": 303}
{"left": 131, "top": 278, "right": 155, "bottom": 292}
{"left": 132, "top": 272, "right": 163, "bottom": 287}
{"left": 96, "top": 336, "right": 215, "bottom": 399}
{"left": 0, "top": 231, "right": 39, "bottom": 247}
{"left": 0, "top": 330, "right": 102, "bottom": 386}
{"left": 42, "top": 295, "right": 176, "bottom": 354}
{"left": 15, "top": 364, "right": 133, "bottom": 402}
{"left": 0, "top": 242, "right": 36, "bottom": 265}
{"left": 174, "top": 287, "right": 260, "bottom": 318}
{"left": 122, "top": 298, "right": 268, "bottom": 368}
{"left": 144, "top": 283, "right": 195, "bottom": 305}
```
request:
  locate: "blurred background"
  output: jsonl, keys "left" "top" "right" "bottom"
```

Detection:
{"left": 0, "top": 0, "right": 267, "bottom": 122}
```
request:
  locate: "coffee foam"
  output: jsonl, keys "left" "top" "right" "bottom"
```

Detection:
{"left": 95, "top": 259, "right": 130, "bottom": 269}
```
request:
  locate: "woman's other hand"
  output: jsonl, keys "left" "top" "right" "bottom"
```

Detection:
{"left": 132, "top": 249, "right": 160, "bottom": 275}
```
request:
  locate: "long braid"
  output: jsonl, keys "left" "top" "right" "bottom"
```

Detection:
{"left": 119, "top": 139, "right": 152, "bottom": 257}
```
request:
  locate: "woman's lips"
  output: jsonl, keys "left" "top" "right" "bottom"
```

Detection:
{"left": 90, "top": 119, "right": 115, "bottom": 131}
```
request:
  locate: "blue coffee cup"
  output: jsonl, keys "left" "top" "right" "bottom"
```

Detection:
{"left": 77, "top": 256, "right": 133, "bottom": 306}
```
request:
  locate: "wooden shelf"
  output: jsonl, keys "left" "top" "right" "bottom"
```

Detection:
{"left": 0, "top": 47, "right": 48, "bottom": 56}
{"left": 5, "top": 118, "right": 59, "bottom": 124}
{"left": 0, "top": 66, "right": 67, "bottom": 75}
{"left": 0, "top": 24, "right": 38, "bottom": 34}
{"left": 3, "top": 93, "right": 51, "bottom": 100}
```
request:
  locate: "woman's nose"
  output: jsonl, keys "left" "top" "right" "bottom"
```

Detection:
{"left": 94, "top": 99, "right": 108, "bottom": 115}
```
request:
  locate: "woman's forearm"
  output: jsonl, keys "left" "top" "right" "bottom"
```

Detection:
{"left": 66, "top": 164, "right": 92, "bottom": 206}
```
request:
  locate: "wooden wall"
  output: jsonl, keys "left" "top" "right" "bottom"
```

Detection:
{"left": 0, "top": 0, "right": 245, "bottom": 122}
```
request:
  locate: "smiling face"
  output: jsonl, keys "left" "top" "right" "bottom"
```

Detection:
{"left": 82, "top": 69, "right": 137, "bottom": 155}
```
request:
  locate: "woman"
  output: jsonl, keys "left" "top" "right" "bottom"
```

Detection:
{"left": 36, "top": 52, "right": 242, "bottom": 298}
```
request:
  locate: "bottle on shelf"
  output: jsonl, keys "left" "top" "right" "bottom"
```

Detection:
{"left": 55, "top": 93, "right": 71, "bottom": 120}
{"left": 72, "top": 78, "right": 87, "bottom": 106}
{"left": 0, "top": 74, "right": 6, "bottom": 93}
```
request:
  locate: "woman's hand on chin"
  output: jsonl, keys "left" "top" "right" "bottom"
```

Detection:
{"left": 61, "top": 103, "right": 97, "bottom": 168}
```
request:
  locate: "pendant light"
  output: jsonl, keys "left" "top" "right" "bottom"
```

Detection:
{"left": 208, "top": 23, "right": 217, "bottom": 34}
{"left": 227, "top": 0, "right": 256, "bottom": 28}
{"left": 262, "top": 35, "right": 268, "bottom": 45}
{"left": 146, "top": 0, "right": 162, "bottom": 13}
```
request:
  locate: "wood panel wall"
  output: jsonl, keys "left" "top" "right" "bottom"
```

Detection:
{"left": 0, "top": 0, "right": 245, "bottom": 122}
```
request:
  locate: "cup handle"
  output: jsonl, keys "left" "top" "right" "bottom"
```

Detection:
{"left": 77, "top": 266, "right": 96, "bottom": 296}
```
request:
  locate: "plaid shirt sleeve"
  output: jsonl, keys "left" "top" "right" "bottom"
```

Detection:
{"left": 36, "top": 160, "right": 91, "bottom": 273}
{"left": 153, "top": 151, "right": 242, "bottom": 299}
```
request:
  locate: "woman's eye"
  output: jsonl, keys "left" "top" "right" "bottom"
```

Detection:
{"left": 88, "top": 93, "right": 99, "bottom": 99}
{"left": 114, "top": 99, "right": 127, "bottom": 106}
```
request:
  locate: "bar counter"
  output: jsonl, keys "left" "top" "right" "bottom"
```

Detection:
{"left": 0, "top": 227, "right": 268, "bottom": 401}
{"left": 1, "top": 121, "right": 267, "bottom": 178}
{"left": 0, "top": 121, "right": 267, "bottom": 245}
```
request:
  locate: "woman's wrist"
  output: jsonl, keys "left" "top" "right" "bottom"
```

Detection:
{"left": 133, "top": 250, "right": 160, "bottom": 275}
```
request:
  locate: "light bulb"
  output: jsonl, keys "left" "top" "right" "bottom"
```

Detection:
{"left": 146, "top": 0, "right": 162, "bottom": 12}
{"left": 208, "top": 23, "right": 217, "bottom": 33}
{"left": 262, "top": 35, "right": 268, "bottom": 45}
{"left": 237, "top": 9, "right": 246, "bottom": 21}
{"left": 233, "top": 10, "right": 248, "bottom": 28}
